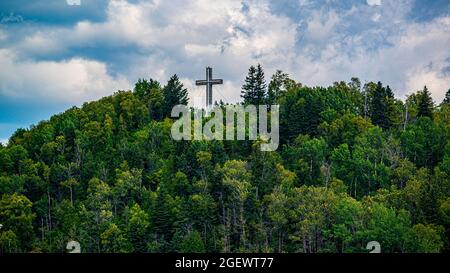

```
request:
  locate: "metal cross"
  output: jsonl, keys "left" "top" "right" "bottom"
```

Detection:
{"left": 196, "top": 67, "right": 223, "bottom": 107}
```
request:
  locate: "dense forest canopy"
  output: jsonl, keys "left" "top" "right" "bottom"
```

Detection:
{"left": 0, "top": 65, "right": 449, "bottom": 253}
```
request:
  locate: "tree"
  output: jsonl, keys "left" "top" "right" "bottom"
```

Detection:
{"left": 265, "top": 187, "right": 289, "bottom": 252}
{"left": 147, "top": 87, "right": 165, "bottom": 121}
{"left": 241, "top": 65, "right": 256, "bottom": 104}
{"left": 86, "top": 178, "right": 113, "bottom": 252}
{"left": 134, "top": 78, "right": 161, "bottom": 100}
{"left": 241, "top": 64, "right": 267, "bottom": 105}
{"left": 0, "top": 193, "right": 35, "bottom": 250}
{"left": 218, "top": 160, "right": 252, "bottom": 251}
{"left": 401, "top": 117, "right": 447, "bottom": 168}
{"left": 101, "top": 223, "right": 131, "bottom": 253}
{"left": 187, "top": 193, "right": 216, "bottom": 250}
{"left": 332, "top": 196, "right": 364, "bottom": 253}
{"left": 60, "top": 178, "right": 79, "bottom": 205}
{"left": 283, "top": 135, "right": 327, "bottom": 186}
{"left": 0, "top": 230, "right": 19, "bottom": 253}
{"left": 7, "top": 145, "right": 28, "bottom": 174}
{"left": 290, "top": 186, "right": 336, "bottom": 253}
{"left": 134, "top": 79, "right": 165, "bottom": 120}
{"left": 443, "top": 89, "right": 450, "bottom": 105}
{"left": 152, "top": 191, "right": 173, "bottom": 243}
{"left": 0, "top": 146, "right": 12, "bottom": 173}
{"left": 126, "top": 203, "right": 150, "bottom": 252}
{"left": 368, "top": 82, "right": 394, "bottom": 130}
{"left": 362, "top": 204, "right": 413, "bottom": 253}
{"left": 267, "top": 70, "right": 291, "bottom": 104}
{"left": 411, "top": 224, "right": 444, "bottom": 253}
{"left": 113, "top": 164, "right": 143, "bottom": 212}
{"left": 250, "top": 142, "right": 282, "bottom": 196}
{"left": 417, "top": 86, "right": 434, "bottom": 118}
{"left": 163, "top": 74, "right": 189, "bottom": 117}
{"left": 179, "top": 230, "right": 205, "bottom": 253}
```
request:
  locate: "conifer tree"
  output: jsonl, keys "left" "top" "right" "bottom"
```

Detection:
{"left": 241, "top": 64, "right": 267, "bottom": 105}
{"left": 152, "top": 192, "right": 172, "bottom": 242}
{"left": 163, "top": 75, "right": 189, "bottom": 117}
{"left": 369, "top": 81, "right": 392, "bottom": 130}
{"left": 241, "top": 65, "right": 257, "bottom": 104}
{"left": 254, "top": 64, "right": 267, "bottom": 105}
{"left": 443, "top": 89, "right": 450, "bottom": 105}
{"left": 418, "top": 86, "right": 434, "bottom": 118}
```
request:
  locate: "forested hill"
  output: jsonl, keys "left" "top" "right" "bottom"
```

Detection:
{"left": 1, "top": 67, "right": 450, "bottom": 253}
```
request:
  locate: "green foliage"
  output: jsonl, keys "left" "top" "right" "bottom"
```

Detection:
{"left": 443, "top": 89, "right": 450, "bottom": 105}
{"left": 163, "top": 74, "right": 189, "bottom": 117}
{"left": 0, "top": 69, "right": 448, "bottom": 253}
{"left": 401, "top": 117, "right": 447, "bottom": 168}
{"left": 267, "top": 70, "right": 294, "bottom": 104}
{"left": 0, "top": 230, "right": 19, "bottom": 253}
{"left": 241, "top": 64, "right": 267, "bottom": 105}
{"left": 417, "top": 86, "right": 434, "bottom": 118}
{"left": 177, "top": 229, "right": 205, "bottom": 253}
{"left": 411, "top": 224, "right": 444, "bottom": 253}
{"left": 101, "top": 223, "right": 131, "bottom": 253}
{"left": 0, "top": 193, "right": 35, "bottom": 250}
{"left": 367, "top": 82, "right": 395, "bottom": 130}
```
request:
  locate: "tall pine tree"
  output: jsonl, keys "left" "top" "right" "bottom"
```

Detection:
{"left": 241, "top": 64, "right": 267, "bottom": 105}
{"left": 163, "top": 74, "right": 189, "bottom": 117}
{"left": 369, "top": 81, "right": 392, "bottom": 130}
{"left": 442, "top": 88, "right": 450, "bottom": 105}
{"left": 418, "top": 86, "right": 434, "bottom": 118}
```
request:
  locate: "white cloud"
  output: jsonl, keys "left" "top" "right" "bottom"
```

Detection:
{"left": 1, "top": 0, "right": 449, "bottom": 107}
{"left": 286, "top": 7, "right": 450, "bottom": 102}
{"left": 0, "top": 139, "right": 8, "bottom": 145}
{"left": 367, "top": 0, "right": 382, "bottom": 6}
{"left": 304, "top": 10, "right": 340, "bottom": 44}
{"left": 0, "top": 49, "right": 131, "bottom": 103}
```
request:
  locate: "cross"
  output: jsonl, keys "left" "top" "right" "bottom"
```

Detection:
{"left": 196, "top": 67, "right": 223, "bottom": 107}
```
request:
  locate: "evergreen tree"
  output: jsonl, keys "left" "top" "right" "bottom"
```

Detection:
{"left": 241, "top": 64, "right": 267, "bottom": 105}
{"left": 443, "top": 89, "right": 450, "bottom": 105}
{"left": 241, "top": 65, "right": 256, "bottom": 104}
{"left": 369, "top": 81, "right": 392, "bottom": 130}
{"left": 254, "top": 64, "right": 267, "bottom": 105}
{"left": 385, "top": 85, "right": 394, "bottom": 98}
{"left": 163, "top": 75, "right": 189, "bottom": 117}
{"left": 418, "top": 86, "right": 434, "bottom": 118}
{"left": 152, "top": 192, "right": 172, "bottom": 242}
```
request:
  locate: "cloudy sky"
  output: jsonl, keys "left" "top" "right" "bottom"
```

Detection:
{"left": 0, "top": 0, "right": 449, "bottom": 144}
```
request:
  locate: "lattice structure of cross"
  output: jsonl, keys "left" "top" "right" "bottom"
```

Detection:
{"left": 195, "top": 67, "right": 223, "bottom": 107}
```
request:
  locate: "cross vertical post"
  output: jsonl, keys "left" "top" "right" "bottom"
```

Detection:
{"left": 196, "top": 67, "right": 223, "bottom": 108}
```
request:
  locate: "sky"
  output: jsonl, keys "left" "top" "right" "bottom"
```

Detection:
{"left": 0, "top": 0, "right": 449, "bottom": 144}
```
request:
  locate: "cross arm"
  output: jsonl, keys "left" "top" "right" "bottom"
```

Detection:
{"left": 196, "top": 80, "right": 208, "bottom": 86}
{"left": 210, "top": 79, "right": 223, "bottom": 84}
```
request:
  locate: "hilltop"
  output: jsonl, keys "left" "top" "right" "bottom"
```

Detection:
{"left": 0, "top": 67, "right": 449, "bottom": 253}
